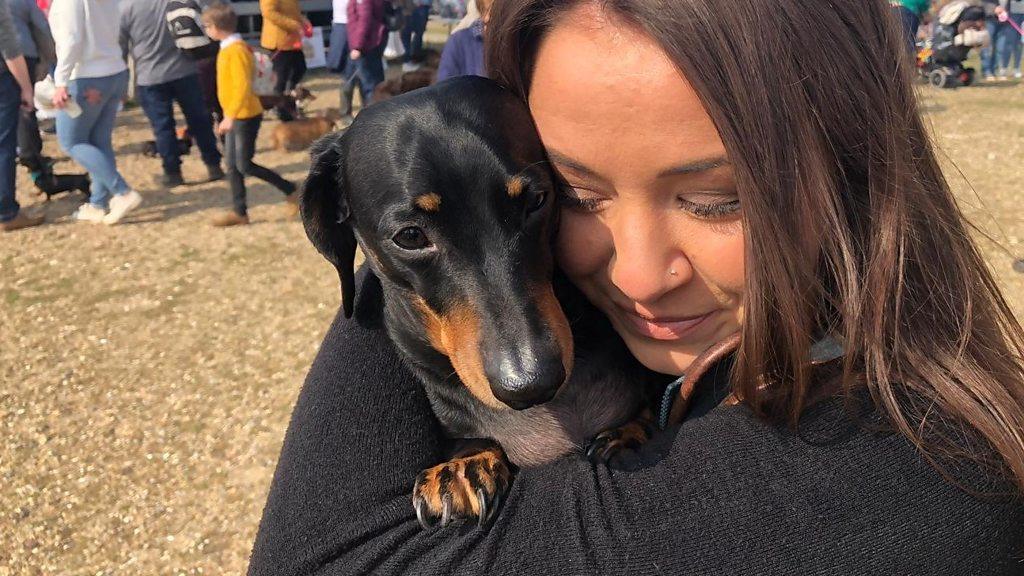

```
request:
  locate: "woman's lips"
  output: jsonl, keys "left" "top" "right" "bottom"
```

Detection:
{"left": 618, "top": 309, "right": 715, "bottom": 341}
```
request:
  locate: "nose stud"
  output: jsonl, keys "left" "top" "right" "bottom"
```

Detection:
{"left": 669, "top": 269, "right": 677, "bottom": 276}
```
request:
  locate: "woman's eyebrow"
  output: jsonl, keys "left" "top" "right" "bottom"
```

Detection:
{"left": 657, "top": 157, "right": 731, "bottom": 177}
{"left": 545, "top": 149, "right": 602, "bottom": 179}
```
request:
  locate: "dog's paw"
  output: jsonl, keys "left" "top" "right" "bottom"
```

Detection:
{"left": 585, "top": 415, "right": 655, "bottom": 465}
{"left": 412, "top": 445, "right": 512, "bottom": 529}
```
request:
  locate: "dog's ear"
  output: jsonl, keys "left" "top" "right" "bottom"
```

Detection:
{"left": 301, "top": 132, "right": 358, "bottom": 318}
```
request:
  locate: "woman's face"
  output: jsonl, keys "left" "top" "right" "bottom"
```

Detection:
{"left": 528, "top": 5, "right": 745, "bottom": 375}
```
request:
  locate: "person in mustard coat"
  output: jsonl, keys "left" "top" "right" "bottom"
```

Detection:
{"left": 259, "top": 0, "right": 310, "bottom": 120}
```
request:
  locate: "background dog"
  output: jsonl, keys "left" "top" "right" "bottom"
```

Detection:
{"left": 301, "top": 77, "right": 655, "bottom": 530}
{"left": 270, "top": 108, "right": 343, "bottom": 152}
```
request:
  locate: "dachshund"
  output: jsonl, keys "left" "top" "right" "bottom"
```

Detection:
{"left": 270, "top": 108, "right": 343, "bottom": 152}
{"left": 301, "top": 77, "right": 663, "bottom": 530}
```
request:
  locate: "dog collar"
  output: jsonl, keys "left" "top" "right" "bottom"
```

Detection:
{"left": 656, "top": 334, "right": 845, "bottom": 429}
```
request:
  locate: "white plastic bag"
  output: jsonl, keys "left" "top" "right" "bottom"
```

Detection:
{"left": 384, "top": 31, "right": 404, "bottom": 60}
{"left": 34, "top": 75, "right": 81, "bottom": 118}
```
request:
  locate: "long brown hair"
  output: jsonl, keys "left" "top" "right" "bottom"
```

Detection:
{"left": 486, "top": 0, "right": 1024, "bottom": 490}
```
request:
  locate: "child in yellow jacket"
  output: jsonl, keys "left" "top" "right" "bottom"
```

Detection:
{"left": 201, "top": 2, "right": 298, "bottom": 227}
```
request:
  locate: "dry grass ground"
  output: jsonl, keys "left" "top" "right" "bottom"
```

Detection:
{"left": 1, "top": 67, "right": 1023, "bottom": 574}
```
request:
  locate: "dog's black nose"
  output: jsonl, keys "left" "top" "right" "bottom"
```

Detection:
{"left": 486, "top": 352, "right": 566, "bottom": 410}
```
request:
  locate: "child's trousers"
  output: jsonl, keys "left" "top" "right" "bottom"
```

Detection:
{"left": 225, "top": 116, "right": 294, "bottom": 216}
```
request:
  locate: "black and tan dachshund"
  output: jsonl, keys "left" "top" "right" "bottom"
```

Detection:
{"left": 301, "top": 76, "right": 656, "bottom": 529}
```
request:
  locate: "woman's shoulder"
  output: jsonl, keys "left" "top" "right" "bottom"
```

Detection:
{"left": 666, "top": 398, "right": 1024, "bottom": 562}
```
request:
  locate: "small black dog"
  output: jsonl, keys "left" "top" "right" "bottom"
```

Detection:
{"left": 22, "top": 159, "right": 91, "bottom": 200}
{"left": 302, "top": 77, "right": 655, "bottom": 529}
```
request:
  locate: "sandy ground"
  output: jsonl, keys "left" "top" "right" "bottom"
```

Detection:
{"left": 1, "top": 65, "right": 1023, "bottom": 574}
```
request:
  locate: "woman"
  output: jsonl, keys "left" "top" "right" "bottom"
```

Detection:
{"left": 49, "top": 0, "right": 141, "bottom": 224}
{"left": 345, "top": 0, "right": 386, "bottom": 110}
{"left": 247, "top": 1, "right": 1024, "bottom": 574}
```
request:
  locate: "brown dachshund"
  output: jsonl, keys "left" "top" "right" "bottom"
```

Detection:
{"left": 270, "top": 108, "right": 343, "bottom": 152}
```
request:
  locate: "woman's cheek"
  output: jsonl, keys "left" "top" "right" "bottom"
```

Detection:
{"left": 555, "top": 213, "right": 610, "bottom": 280}
{"left": 690, "top": 222, "right": 747, "bottom": 312}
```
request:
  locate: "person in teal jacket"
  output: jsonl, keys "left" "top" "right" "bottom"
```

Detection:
{"left": 892, "top": 0, "right": 932, "bottom": 53}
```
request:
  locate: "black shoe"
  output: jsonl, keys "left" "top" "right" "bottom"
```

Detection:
{"left": 162, "top": 172, "right": 185, "bottom": 188}
{"left": 206, "top": 164, "right": 225, "bottom": 182}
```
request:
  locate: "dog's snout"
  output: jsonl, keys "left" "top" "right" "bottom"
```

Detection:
{"left": 486, "top": 351, "right": 566, "bottom": 410}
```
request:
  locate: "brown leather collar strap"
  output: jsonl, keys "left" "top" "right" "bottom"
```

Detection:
{"left": 665, "top": 333, "right": 742, "bottom": 426}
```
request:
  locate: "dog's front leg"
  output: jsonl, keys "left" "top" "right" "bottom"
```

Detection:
{"left": 412, "top": 438, "right": 513, "bottom": 530}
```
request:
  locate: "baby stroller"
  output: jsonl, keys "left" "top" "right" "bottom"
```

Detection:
{"left": 916, "top": 1, "right": 988, "bottom": 88}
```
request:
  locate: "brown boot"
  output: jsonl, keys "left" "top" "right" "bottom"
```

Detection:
{"left": 1, "top": 211, "right": 45, "bottom": 232}
{"left": 211, "top": 211, "right": 250, "bottom": 227}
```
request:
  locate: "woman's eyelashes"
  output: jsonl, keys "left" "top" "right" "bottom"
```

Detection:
{"left": 677, "top": 196, "right": 741, "bottom": 219}
{"left": 556, "top": 187, "right": 604, "bottom": 212}
{"left": 556, "top": 184, "right": 741, "bottom": 219}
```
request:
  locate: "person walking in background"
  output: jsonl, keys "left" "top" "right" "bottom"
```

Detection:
{"left": 1003, "top": 0, "right": 1024, "bottom": 78}
{"left": 435, "top": 0, "right": 489, "bottom": 81}
{"left": 9, "top": 0, "right": 88, "bottom": 196}
{"left": 49, "top": 0, "right": 142, "bottom": 225}
{"left": 982, "top": 0, "right": 1011, "bottom": 80}
{"left": 120, "top": 0, "right": 224, "bottom": 188}
{"left": 259, "top": 0, "right": 310, "bottom": 121}
{"left": 0, "top": 0, "right": 44, "bottom": 231}
{"left": 327, "top": 0, "right": 357, "bottom": 117}
{"left": 345, "top": 0, "right": 386, "bottom": 111}
{"left": 201, "top": 1, "right": 297, "bottom": 227}
{"left": 890, "top": 0, "right": 931, "bottom": 53}
{"left": 400, "top": 0, "right": 431, "bottom": 71}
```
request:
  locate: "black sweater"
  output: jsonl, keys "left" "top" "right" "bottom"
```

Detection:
{"left": 248, "top": 285, "right": 1024, "bottom": 575}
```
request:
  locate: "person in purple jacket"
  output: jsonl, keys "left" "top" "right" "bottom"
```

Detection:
{"left": 436, "top": 0, "right": 491, "bottom": 81}
{"left": 345, "top": 0, "right": 386, "bottom": 110}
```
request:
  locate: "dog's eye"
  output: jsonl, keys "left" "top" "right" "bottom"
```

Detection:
{"left": 393, "top": 227, "right": 432, "bottom": 250}
{"left": 527, "top": 191, "right": 548, "bottom": 214}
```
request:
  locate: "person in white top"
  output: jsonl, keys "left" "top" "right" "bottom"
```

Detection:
{"left": 327, "top": 0, "right": 356, "bottom": 115}
{"left": 48, "top": 0, "right": 141, "bottom": 225}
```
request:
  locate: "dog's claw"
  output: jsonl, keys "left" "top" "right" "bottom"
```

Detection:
{"left": 441, "top": 494, "right": 453, "bottom": 526}
{"left": 414, "top": 497, "right": 435, "bottom": 530}
{"left": 412, "top": 445, "right": 512, "bottom": 530}
{"left": 587, "top": 418, "right": 653, "bottom": 464}
{"left": 585, "top": 435, "right": 612, "bottom": 462}
{"left": 476, "top": 488, "right": 488, "bottom": 527}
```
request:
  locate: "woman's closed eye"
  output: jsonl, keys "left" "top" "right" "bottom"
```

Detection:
{"left": 556, "top": 185, "right": 605, "bottom": 212}
{"left": 677, "top": 194, "right": 741, "bottom": 220}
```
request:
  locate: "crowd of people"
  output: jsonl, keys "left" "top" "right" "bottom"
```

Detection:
{"left": 893, "top": 0, "right": 1024, "bottom": 80}
{"left": 0, "top": 0, "right": 489, "bottom": 233}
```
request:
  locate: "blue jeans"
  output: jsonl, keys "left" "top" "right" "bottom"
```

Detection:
{"left": 56, "top": 70, "right": 131, "bottom": 208}
{"left": 137, "top": 73, "right": 222, "bottom": 175}
{"left": 401, "top": 5, "right": 431, "bottom": 63}
{"left": 343, "top": 41, "right": 386, "bottom": 108}
{"left": 327, "top": 23, "right": 351, "bottom": 72}
{"left": 1005, "top": 13, "right": 1024, "bottom": 72}
{"left": 0, "top": 73, "right": 20, "bottom": 222}
{"left": 981, "top": 19, "right": 1012, "bottom": 76}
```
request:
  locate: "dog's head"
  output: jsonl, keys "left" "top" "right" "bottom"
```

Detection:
{"left": 302, "top": 76, "right": 572, "bottom": 410}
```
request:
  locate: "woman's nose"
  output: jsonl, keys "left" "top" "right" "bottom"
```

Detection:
{"left": 607, "top": 209, "right": 691, "bottom": 304}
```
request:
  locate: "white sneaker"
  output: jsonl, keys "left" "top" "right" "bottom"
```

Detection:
{"left": 402, "top": 62, "right": 421, "bottom": 72}
{"left": 74, "top": 203, "right": 107, "bottom": 223}
{"left": 103, "top": 190, "right": 142, "bottom": 225}
{"left": 1015, "top": 71, "right": 1022, "bottom": 79}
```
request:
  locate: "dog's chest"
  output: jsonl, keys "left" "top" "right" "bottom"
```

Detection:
{"left": 471, "top": 361, "right": 645, "bottom": 467}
